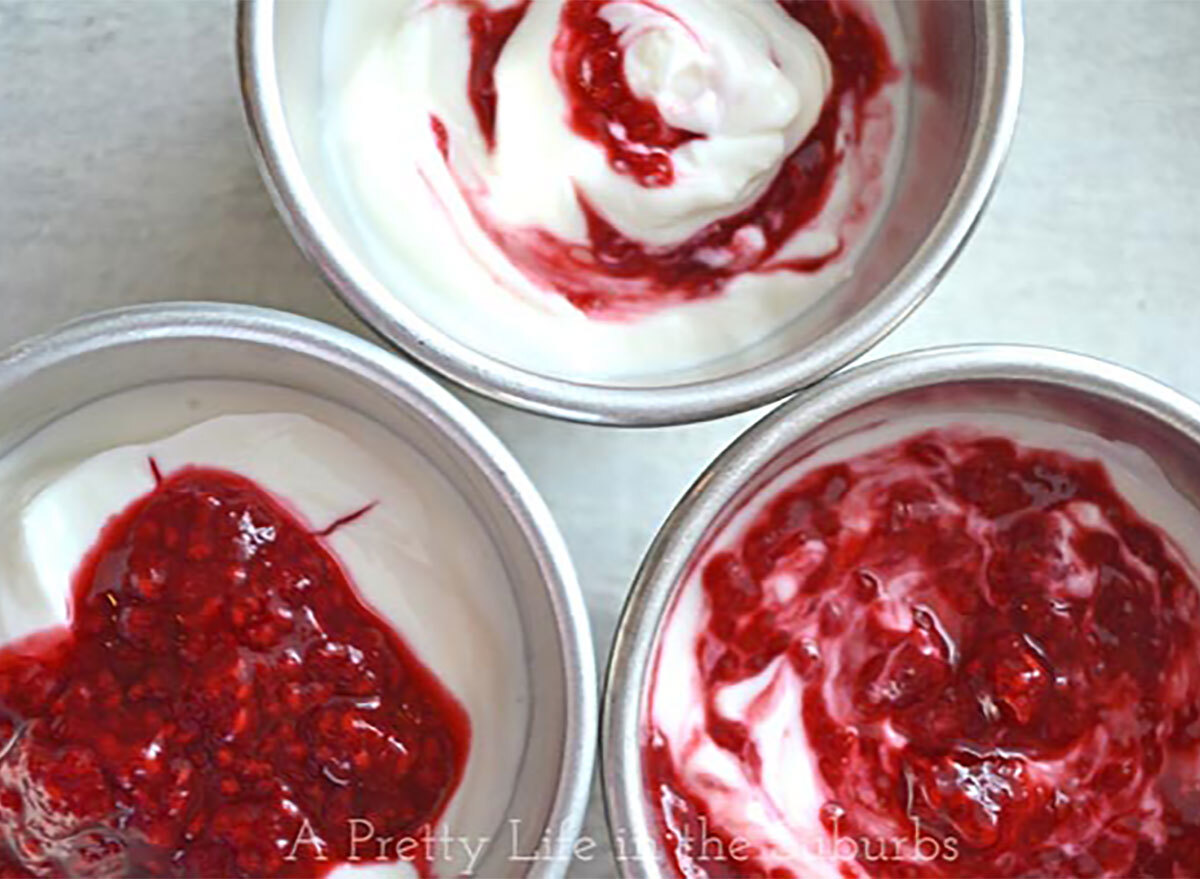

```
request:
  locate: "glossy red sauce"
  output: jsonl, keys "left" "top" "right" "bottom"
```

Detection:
{"left": 646, "top": 431, "right": 1200, "bottom": 878}
{"left": 0, "top": 465, "right": 469, "bottom": 878}
{"left": 555, "top": 1, "right": 701, "bottom": 188}
{"left": 450, "top": 0, "right": 896, "bottom": 317}
{"left": 465, "top": 0, "right": 531, "bottom": 150}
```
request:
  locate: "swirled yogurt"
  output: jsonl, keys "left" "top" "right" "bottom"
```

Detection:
{"left": 646, "top": 414, "right": 1200, "bottom": 878}
{"left": 323, "top": 0, "right": 906, "bottom": 378}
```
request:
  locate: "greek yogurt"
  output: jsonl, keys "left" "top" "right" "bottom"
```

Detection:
{"left": 323, "top": 0, "right": 907, "bottom": 379}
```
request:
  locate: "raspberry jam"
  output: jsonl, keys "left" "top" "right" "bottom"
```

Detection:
{"left": 0, "top": 465, "right": 469, "bottom": 878}
{"left": 646, "top": 430, "right": 1200, "bottom": 878}
{"left": 555, "top": 1, "right": 701, "bottom": 188}
{"left": 449, "top": 0, "right": 896, "bottom": 317}
{"left": 465, "top": 0, "right": 530, "bottom": 150}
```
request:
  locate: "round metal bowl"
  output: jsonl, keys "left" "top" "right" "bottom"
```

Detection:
{"left": 0, "top": 302, "right": 596, "bottom": 879}
{"left": 602, "top": 345, "right": 1200, "bottom": 877}
{"left": 237, "top": 0, "right": 1023, "bottom": 426}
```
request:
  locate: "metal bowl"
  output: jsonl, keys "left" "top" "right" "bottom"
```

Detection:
{"left": 602, "top": 345, "right": 1200, "bottom": 877}
{"left": 237, "top": 0, "right": 1023, "bottom": 426}
{"left": 0, "top": 302, "right": 596, "bottom": 879}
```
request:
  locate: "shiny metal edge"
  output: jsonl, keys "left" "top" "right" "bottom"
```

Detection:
{"left": 0, "top": 302, "right": 598, "bottom": 879}
{"left": 600, "top": 344, "right": 1200, "bottom": 878}
{"left": 235, "top": 0, "right": 1025, "bottom": 427}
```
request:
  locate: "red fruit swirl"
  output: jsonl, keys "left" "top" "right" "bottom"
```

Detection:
{"left": 442, "top": 0, "right": 897, "bottom": 317}
{"left": 0, "top": 465, "right": 469, "bottom": 878}
{"left": 555, "top": 0, "right": 701, "bottom": 189}
{"left": 466, "top": 0, "right": 531, "bottom": 150}
{"left": 645, "top": 430, "right": 1200, "bottom": 878}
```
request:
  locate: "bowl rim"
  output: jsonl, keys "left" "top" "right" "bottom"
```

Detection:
{"left": 0, "top": 301, "right": 598, "bottom": 879}
{"left": 236, "top": 0, "right": 1025, "bottom": 427}
{"left": 599, "top": 343, "right": 1200, "bottom": 878}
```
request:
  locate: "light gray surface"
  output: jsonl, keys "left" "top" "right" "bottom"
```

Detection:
{"left": 1, "top": 1, "right": 1199, "bottom": 877}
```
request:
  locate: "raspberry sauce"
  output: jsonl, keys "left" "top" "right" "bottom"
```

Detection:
{"left": 555, "top": 1, "right": 701, "bottom": 188}
{"left": 646, "top": 431, "right": 1200, "bottom": 878}
{"left": 466, "top": 0, "right": 531, "bottom": 150}
{"left": 451, "top": 0, "right": 897, "bottom": 317}
{"left": 0, "top": 465, "right": 469, "bottom": 878}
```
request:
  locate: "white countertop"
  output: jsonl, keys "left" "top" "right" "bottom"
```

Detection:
{"left": 2, "top": 1, "right": 1199, "bottom": 877}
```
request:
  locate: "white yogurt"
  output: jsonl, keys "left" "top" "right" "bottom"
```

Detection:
{"left": 322, "top": 0, "right": 907, "bottom": 380}
{"left": 484, "top": 0, "right": 832, "bottom": 247}
{"left": 0, "top": 380, "right": 529, "bottom": 879}
{"left": 648, "top": 413, "right": 1200, "bottom": 877}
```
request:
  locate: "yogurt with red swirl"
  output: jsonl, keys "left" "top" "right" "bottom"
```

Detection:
{"left": 323, "top": 0, "right": 905, "bottom": 378}
{"left": 645, "top": 415, "right": 1200, "bottom": 878}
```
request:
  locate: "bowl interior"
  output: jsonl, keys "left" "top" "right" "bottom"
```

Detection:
{"left": 0, "top": 317, "right": 586, "bottom": 878}
{"left": 259, "top": 0, "right": 1001, "bottom": 393}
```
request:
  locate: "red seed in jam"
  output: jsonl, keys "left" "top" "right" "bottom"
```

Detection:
{"left": 646, "top": 430, "right": 1200, "bottom": 878}
{"left": 0, "top": 465, "right": 469, "bottom": 878}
